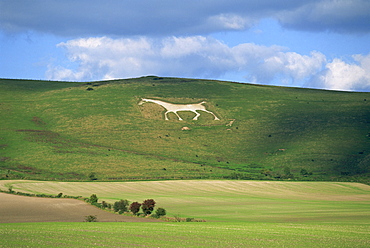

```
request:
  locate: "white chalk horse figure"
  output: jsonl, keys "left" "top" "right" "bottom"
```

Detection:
{"left": 139, "top": 98, "right": 220, "bottom": 121}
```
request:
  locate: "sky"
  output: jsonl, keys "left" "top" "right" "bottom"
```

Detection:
{"left": 1, "top": 0, "right": 370, "bottom": 91}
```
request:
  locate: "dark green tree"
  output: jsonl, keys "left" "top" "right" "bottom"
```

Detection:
{"left": 89, "top": 194, "right": 98, "bottom": 204}
{"left": 155, "top": 207, "right": 166, "bottom": 217}
{"left": 101, "top": 201, "right": 109, "bottom": 209}
{"left": 113, "top": 199, "right": 129, "bottom": 213}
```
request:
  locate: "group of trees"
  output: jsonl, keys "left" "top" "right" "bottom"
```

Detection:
{"left": 88, "top": 194, "right": 166, "bottom": 218}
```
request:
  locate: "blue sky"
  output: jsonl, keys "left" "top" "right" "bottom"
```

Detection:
{"left": 1, "top": 0, "right": 370, "bottom": 91}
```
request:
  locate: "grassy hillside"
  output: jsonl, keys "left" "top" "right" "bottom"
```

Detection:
{"left": 1, "top": 77, "right": 370, "bottom": 182}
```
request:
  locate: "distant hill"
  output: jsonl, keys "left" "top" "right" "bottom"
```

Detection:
{"left": 1, "top": 76, "right": 369, "bottom": 183}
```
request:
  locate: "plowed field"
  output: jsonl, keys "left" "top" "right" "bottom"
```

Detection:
{"left": 0, "top": 193, "right": 160, "bottom": 223}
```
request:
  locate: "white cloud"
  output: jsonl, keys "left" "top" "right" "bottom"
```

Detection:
{"left": 47, "top": 36, "right": 328, "bottom": 87}
{"left": 236, "top": 49, "right": 326, "bottom": 84}
{"left": 46, "top": 66, "right": 78, "bottom": 81}
{"left": 48, "top": 37, "right": 156, "bottom": 80}
{"left": 310, "top": 54, "right": 370, "bottom": 91}
{"left": 46, "top": 35, "right": 370, "bottom": 91}
{"left": 207, "top": 13, "right": 254, "bottom": 30}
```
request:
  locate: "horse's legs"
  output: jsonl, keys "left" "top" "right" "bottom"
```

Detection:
{"left": 173, "top": 111, "right": 183, "bottom": 120}
{"left": 192, "top": 110, "right": 201, "bottom": 120}
{"left": 164, "top": 111, "right": 170, "bottom": 120}
{"left": 165, "top": 111, "right": 183, "bottom": 120}
{"left": 202, "top": 110, "right": 220, "bottom": 120}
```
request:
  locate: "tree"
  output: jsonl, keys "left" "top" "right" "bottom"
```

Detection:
{"left": 155, "top": 207, "right": 166, "bottom": 217}
{"left": 142, "top": 199, "right": 156, "bottom": 215}
{"left": 101, "top": 201, "right": 108, "bottom": 209}
{"left": 89, "top": 194, "right": 98, "bottom": 204}
{"left": 129, "top": 202, "right": 141, "bottom": 215}
{"left": 113, "top": 199, "right": 129, "bottom": 213}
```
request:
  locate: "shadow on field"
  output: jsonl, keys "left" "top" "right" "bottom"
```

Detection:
{"left": 0, "top": 193, "right": 161, "bottom": 223}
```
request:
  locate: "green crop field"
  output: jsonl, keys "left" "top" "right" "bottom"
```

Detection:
{"left": 1, "top": 180, "right": 369, "bottom": 247}
{"left": 1, "top": 222, "right": 369, "bottom": 248}
{"left": 1, "top": 77, "right": 370, "bottom": 183}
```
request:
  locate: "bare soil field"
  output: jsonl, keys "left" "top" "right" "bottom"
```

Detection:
{"left": 0, "top": 193, "right": 160, "bottom": 223}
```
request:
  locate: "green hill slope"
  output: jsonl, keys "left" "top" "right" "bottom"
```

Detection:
{"left": 1, "top": 77, "right": 369, "bottom": 182}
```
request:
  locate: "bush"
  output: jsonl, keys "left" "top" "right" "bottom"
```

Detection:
{"left": 85, "top": 215, "right": 97, "bottom": 222}
{"left": 300, "top": 169, "right": 312, "bottom": 176}
{"left": 226, "top": 172, "right": 253, "bottom": 180}
{"left": 283, "top": 167, "right": 294, "bottom": 179}
{"left": 89, "top": 172, "right": 97, "bottom": 180}
{"left": 56, "top": 192, "right": 63, "bottom": 198}
{"left": 155, "top": 207, "right": 166, "bottom": 217}
{"left": 129, "top": 202, "right": 141, "bottom": 215}
{"left": 151, "top": 213, "right": 158, "bottom": 218}
{"left": 113, "top": 199, "right": 129, "bottom": 213}
{"left": 89, "top": 194, "right": 98, "bottom": 204}
{"left": 261, "top": 169, "right": 273, "bottom": 177}
{"left": 174, "top": 215, "right": 182, "bottom": 222}
{"left": 101, "top": 201, "right": 108, "bottom": 209}
{"left": 163, "top": 216, "right": 205, "bottom": 222}
{"left": 142, "top": 199, "right": 156, "bottom": 215}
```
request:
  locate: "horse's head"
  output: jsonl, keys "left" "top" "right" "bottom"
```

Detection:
{"left": 138, "top": 98, "right": 153, "bottom": 105}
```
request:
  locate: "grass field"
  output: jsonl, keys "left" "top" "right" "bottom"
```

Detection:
{"left": 2, "top": 180, "right": 369, "bottom": 223}
{"left": 1, "top": 180, "right": 369, "bottom": 247}
{"left": 1, "top": 77, "right": 370, "bottom": 182}
{"left": 1, "top": 222, "right": 369, "bottom": 247}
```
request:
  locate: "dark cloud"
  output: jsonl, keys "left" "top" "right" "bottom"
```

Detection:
{"left": 1, "top": 0, "right": 369, "bottom": 37}
{"left": 276, "top": 0, "right": 370, "bottom": 33}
